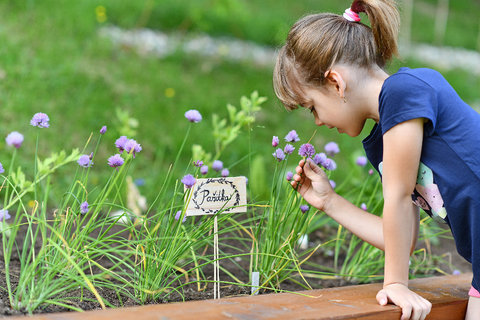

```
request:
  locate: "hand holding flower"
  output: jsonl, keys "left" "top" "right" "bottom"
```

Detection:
{"left": 291, "top": 158, "right": 335, "bottom": 211}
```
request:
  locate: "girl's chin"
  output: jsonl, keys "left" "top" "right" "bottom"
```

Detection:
{"left": 343, "top": 129, "right": 361, "bottom": 137}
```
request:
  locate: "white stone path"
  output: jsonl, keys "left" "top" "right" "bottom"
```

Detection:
{"left": 99, "top": 26, "right": 480, "bottom": 107}
{"left": 100, "top": 26, "right": 480, "bottom": 75}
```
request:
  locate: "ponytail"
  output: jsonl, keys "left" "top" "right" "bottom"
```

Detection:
{"left": 351, "top": 0, "right": 400, "bottom": 64}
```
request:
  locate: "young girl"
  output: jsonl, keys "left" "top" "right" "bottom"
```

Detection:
{"left": 273, "top": 1, "right": 480, "bottom": 319}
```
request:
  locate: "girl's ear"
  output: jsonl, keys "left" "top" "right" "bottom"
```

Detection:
{"left": 324, "top": 69, "right": 346, "bottom": 98}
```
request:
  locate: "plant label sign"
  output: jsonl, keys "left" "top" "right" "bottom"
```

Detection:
{"left": 185, "top": 177, "right": 247, "bottom": 216}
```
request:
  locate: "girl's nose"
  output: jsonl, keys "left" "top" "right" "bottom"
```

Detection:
{"left": 315, "top": 117, "right": 324, "bottom": 126}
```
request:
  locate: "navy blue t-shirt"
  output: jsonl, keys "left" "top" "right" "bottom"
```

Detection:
{"left": 362, "top": 67, "right": 480, "bottom": 290}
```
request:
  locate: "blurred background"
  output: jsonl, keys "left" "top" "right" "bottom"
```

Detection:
{"left": 0, "top": 0, "right": 479, "bottom": 203}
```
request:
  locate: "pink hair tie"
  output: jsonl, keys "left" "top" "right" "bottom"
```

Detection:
{"left": 343, "top": 8, "right": 361, "bottom": 22}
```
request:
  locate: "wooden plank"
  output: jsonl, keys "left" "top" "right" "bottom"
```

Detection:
{"left": 10, "top": 273, "right": 471, "bottom": 320}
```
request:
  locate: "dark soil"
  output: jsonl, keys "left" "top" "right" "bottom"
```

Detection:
{"left": 0, "top": 222, "right": 471, "bottom": 317}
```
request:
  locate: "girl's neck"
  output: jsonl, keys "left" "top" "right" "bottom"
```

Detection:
{"left": 348, "top": 65, "right": 389, "bottom": 123}
{"left": 366, "top": 68, "right": 389, "bottom": 123}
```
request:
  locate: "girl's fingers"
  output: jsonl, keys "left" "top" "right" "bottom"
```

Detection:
{"left": 292, "top": 160, "right": 310, "bottom": 191}
{"left": 291, "top": 173, "right": 304, "bottom": 189}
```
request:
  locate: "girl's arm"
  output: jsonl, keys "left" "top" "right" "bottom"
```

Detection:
{"left": 294, "top": 160, "right": 420, "bottom": 253}
{"left": 379, "top": 117, "right": 431, "bottom": 319}
{"left": 382, "top": 118, "right": 423, "bottom": 286}
{"left": 322, "top": 189, "right": 419, "bottom": 252}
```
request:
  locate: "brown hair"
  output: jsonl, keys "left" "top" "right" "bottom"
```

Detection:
{"left": 273, "top": 0, "right": 400, "bottom": 110}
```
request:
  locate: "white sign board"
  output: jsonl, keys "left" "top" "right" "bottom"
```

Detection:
{"left": 184, "top": 177, "right": 247, "bottom": 216}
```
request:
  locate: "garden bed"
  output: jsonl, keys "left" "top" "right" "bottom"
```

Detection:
{"left": 6, "top": 273, "right": 472, "bottom": 320}
{"left": 0, "top": 221, "right": 469, "bottom": 317}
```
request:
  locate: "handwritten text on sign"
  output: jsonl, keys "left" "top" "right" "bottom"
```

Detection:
{"left": 185, "top": 177, "right": 247, "bottom": 216}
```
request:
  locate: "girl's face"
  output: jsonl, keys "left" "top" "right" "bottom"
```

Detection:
{"left": 302, "top": 86, "right": 367, "bottom": 137}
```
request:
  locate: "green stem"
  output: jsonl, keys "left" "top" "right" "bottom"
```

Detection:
{"left": 3, "top": 149, "right": 17, "bottom": 208}
{"left": 34, "top": 133, "right": 39, "bottom": 202}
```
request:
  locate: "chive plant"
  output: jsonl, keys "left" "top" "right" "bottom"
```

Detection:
{"left": 1, "top": 114, "right": 139, "bottom": 312}
{"left": 250, "top": 133, "right": 329, "bottom": 292}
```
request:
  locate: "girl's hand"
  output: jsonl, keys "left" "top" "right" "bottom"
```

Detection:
{"left": 376, "top": 283, "right": 432, "bottom": 320}
{"left": 291, "top": 158, "right": 334, "bottom": 211}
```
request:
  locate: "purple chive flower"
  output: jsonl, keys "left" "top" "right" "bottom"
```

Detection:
{"left": 212, "top": 160, "right": 223, "bottom": 172}
{"left": 115, "top": 136, "right": 128, "bottom": 153}
{"left": 329, "top": 180, "right": 336, "bottom": 189}
{"left": 221, "top": 168, "right": 229, "bottom": 177}
{"left": 323, "top": 158, "right": 337, "bottom": 171}
{"left": 6, "top": 131, "right": 24, "bottom": 148}
{"left": 452, "top": 269, "right": 461, "bottom": 275}
{"left": 108, "top": 154, "right": 124, "bottom": 168}
{"left": 0, "top": 162, "right": 4, "bottom": 174}
{"left": 272, "top": 148, "right": 285, "bottom": 162}
{"left": 324, "top": 142, "right": 340, "bottom": 156}
{"left": 30, "top": 112, "right": 50, "bottom": 128}
{"left": 181, "top": 174, "right": 196, "bottom": 189}
{"left": 356, "top": 156, "right": 368, "bottom": 167}
{"left": 284, "top": 144, "right": 295, "bottom": 155}
{"left": 272, "top": 136, "right": 279, "bottom": 147}
{"left": 200, "top": 165, "right": 208, "bottom": 175}
{"left": 80, "top": 201, "right": 89, "bottom": 214}
{"left": 77, "top": 154, "right": 93, "bottom": 168}
{"left": 124, "top": 139, "right": 142, "bottom": 158}
{"left": 193, "top": 160, "right": 203, "bottom": 167}
{"left": 313, "top": 153, "right": 327, "bottom": 166}
{"left": 286, "top": 171, "right": 293, "bottom": 181}
{"left": 300, "top": 205, "right": 309, "bottom": 213}
{"left": 175, "top": 210, "right": 187, "bottom": 223}
{"left": 298, "top": 143, "right": 315, "bottom": 158}
{"left": 100, "top": 125, "right": 107, "bottom": 135}
{"left": 360, "top": 203, "right": 367, "bottom": 211}
{"left": 284, "top": 130, "right": 300, "bottom": 142}
{"left": 184, "top": 109, "right": 202, "bottom": 123}
{"left": 369, "top": 169, "right": 374, "bottom": 175}
{"left": 0, "top": 209, "right": 10, "bottom": 221}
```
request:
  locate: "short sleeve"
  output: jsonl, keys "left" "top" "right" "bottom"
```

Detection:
{"left": 379, "top": 73, "right": 438, "bottom": 136}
